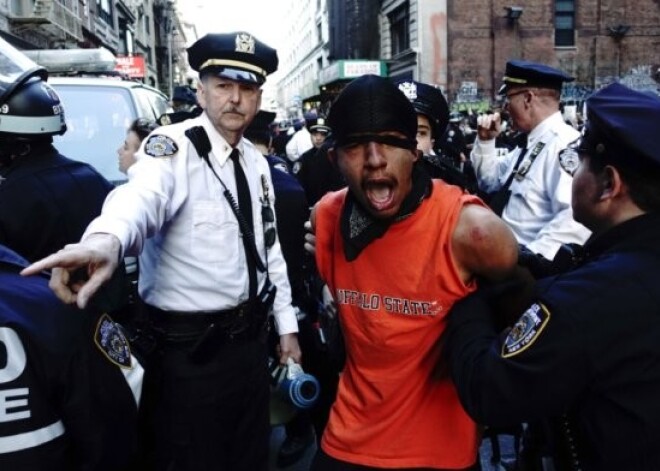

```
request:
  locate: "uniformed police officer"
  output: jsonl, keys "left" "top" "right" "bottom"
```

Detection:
{"left": 471, "top": 60, "right": 591, "bottom": 274}
{"left": 0, "top": 37, "right": 113, "bottom": 263}
{"left": 445, "top": 83, "right": 660, "bottom": 470}
{"left": 246, "top": 110, "right": 324, "bottom": 465}
{"left": 24, "top": 31, "right": 301, "bottom": 471}
{"left": 157, "top": 85, "right": 203, "bottom": 126}
{"left": 396, "top": 79, "right": 479, "bottom": 193}
{"left": 0, "top": 243, "right": 143, "bottom": 471}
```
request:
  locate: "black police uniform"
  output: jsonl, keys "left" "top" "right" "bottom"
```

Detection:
{"left": 445, "top": 83, "right": 660, "bottom": 470}
{"left": 446, "top": 214, "right": 660, "bottom": 470}
{"left": 0, "top": 244, "right": 141, "bottom": 471}
{"left": 0, "top": 142, "right": 113, "bottom": 262}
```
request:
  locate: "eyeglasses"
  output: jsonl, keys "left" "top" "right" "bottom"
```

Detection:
{"left": 503, "top": 89, "right": 530, "bottom": 105}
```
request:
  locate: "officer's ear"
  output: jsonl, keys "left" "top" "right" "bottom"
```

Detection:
{"left": 598, "top": 165, "right": 624, "bottom": 201}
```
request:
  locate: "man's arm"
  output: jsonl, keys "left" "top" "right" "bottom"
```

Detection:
{"left": 452, "top": 203, "right": 519, "bottom": 282}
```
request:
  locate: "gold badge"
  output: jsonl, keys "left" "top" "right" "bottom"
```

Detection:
{"left": 235, "top": 33, "right": 256, "bottom": 54}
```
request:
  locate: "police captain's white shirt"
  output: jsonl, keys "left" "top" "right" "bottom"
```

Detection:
{"left": 471, "top": 111, "right": 591, "bottom": 260}
{"left": 84, "top": 112, "right": 298, "bottom": 335}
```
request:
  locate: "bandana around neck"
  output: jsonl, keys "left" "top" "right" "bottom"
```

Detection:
{"left": 340, "top": 163, "right": 431, "bottom": 261}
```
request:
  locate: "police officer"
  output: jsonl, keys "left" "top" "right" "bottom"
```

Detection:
{"left": 471, "top": 60, "right": 591, "bottom": 274}
{"left": 24, "top": 31, "right": 301, "bottom": 471}
{"left": 445, "top": 83, "right": 660, "bottom": 470}
{"left": 246, "top": 110, "right": 324, "bottom": 466}
{"left": 0, "top": 37, "right": 113, "bottom": 263}
{"left": 157, "top": 85, "right": 202, "bottom": 125}
{"left": 1, "top": 243, "right": 142, "bottom": 471}
{"left": 396, "top": 79, "right": 479, "bottom": 193}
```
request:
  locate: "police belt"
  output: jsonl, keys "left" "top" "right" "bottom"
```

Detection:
{"left": 146, "top": 301, "right": 265, "bottom": 345}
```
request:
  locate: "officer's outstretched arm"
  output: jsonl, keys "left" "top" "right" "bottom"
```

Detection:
{"left": 21, "top": 233, "right": 121, "bottom": 309}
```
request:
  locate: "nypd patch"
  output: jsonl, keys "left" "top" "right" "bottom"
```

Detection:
{"left": 94, "top": 314, "right": 132, "bottom": 369}
{"left": 502, "top": 303, "right": 550, "bottom": 358}
{"left": 144, "top": 134, "right": 178, "bottom": 157}
{"left": 559, "top": 148, "right": 580, "bottom": 176}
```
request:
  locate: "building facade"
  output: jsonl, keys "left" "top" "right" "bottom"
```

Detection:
{"left": 0, "top": 0, "right": 193, "bottom": 95}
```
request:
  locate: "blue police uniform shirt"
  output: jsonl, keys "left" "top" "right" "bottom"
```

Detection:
{"left": 0, "top": 244, "right": 143, "bottom": 471}
{"left": 0, "top": 143, "right": 113, "bottom": 262}
{"left": 445, "top": 212, "right": 660, "bottom": 470}
{"left": 265, "top": 154, "right": 310, "bottom": 313}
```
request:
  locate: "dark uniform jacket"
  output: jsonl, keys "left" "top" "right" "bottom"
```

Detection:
{"left": 0, "top": 143, "right": 113, "bottom": 262}
{"left": 445, "top": 212, "right": 660, "bottom": 470}
{"left": 266, "top": 155, "right": 311, "bottom": 314}
{"left": 0, "top": 244, "right": 141, "bottom": 471}
{"left": 294, "top": 146, "right": 345, "bottom": 207}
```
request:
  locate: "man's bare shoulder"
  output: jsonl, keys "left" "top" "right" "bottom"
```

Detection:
{"left": 453, "top": 203, "right": 518, "bottom": 280}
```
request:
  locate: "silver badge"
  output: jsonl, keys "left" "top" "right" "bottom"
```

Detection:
{"left": 398, "top": 82, "right": 417, "bottom": 101}
{"left": 235, "top": 33, "right": 256, "bottom": 54}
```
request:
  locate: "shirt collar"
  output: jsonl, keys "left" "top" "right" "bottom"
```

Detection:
{"left": 200, "top": 112, "right": 245, "bottom": 166}
{"left": 528, "top": 111, "right": 565, "bottom": 145}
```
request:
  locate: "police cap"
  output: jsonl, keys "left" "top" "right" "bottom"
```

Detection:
{"left": 187, "top": 32, "right": 278, "bottom": 85}
{"left": 396, "top": 80, "right": 449, "bottom": 139}
{"left": 245, "top": 109, "right": 276, "bottom": 143}
{"left": 308, "top": 117, "right": 331, "bottom": 134}
{"left": 328, "top": 74, "right": 417, "bottom": 150}
{"left": 499, "top": 60, "right": 574, "bottom": 95}
{"left": 172, "top": 85, "right": 197, "bottom": 105}
{"left": 581, "top": 82, "right": 660, "bottom": 168}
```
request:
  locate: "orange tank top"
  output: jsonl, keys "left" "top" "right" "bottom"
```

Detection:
{"left": 315, "top": 180, "right": 484, "bottom": 469}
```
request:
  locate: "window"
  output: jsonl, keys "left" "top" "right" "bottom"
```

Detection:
{"left": 96, "top": 0, "right": 113, "bottom": 27}
{"left": 555, "top": 0, "right": 575, "bottom": 47}
{"left": 389, "top": 3, "right": 410, "bottom": 56}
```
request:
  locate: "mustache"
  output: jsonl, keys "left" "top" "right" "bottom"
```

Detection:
{"left": 222, "top": 107, "right": 244, "bottom": 116}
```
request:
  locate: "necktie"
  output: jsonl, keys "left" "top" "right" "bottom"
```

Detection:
{"left": 488, "top": 133, "right": 528, "bottom": 217}
{"left": 230, "top": 149, "right": 257, "bottom": 297}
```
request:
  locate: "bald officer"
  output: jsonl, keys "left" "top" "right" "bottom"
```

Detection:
{"left": 23, "top": 31, "right": 301, "bottom": 471}
{"left": 472, "top": 61, "right": 591, "bottom": 273}
{"left": 446, "top": 83, "right": 660, "bottom": 470}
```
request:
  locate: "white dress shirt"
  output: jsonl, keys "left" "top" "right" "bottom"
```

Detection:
{"left": 285, "top": 127, "right": 313, "bottom": 162}
{"left": 471, "top": 112, "right": 591, "bottom": 260}
{"left": 85, "top": 113, "right": 298, "bottom": 335}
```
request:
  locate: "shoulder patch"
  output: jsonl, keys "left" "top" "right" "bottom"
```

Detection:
{"left": 559, "top": 148, "right": 580, "bottom": 176}
{"left": 502, "top": 303, "right": 550, "bottom": 358}
{"left": 94, "top": 313, "right": 133, "bottom": 369}
{"left": 144, "top": 134, "right": 178, "bottom": 157}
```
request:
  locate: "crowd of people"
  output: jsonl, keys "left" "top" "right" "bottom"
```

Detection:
{"left": 2, "top": 27, "right": 660, "bottom": 471}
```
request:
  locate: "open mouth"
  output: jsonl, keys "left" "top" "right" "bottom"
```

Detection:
{"left": 364, "top": 180, "right": 395, "bottom": 211}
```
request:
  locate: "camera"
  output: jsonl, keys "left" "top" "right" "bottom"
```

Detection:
{"left": 269, "top": 357, "right": 320, "bottom": 410}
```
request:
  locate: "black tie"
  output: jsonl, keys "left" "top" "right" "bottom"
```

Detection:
{"left": 230, "top": 149, "right": 257, "bottom": 298}
{"left": 488, "top": 133, "right": 528, "bottom": 216}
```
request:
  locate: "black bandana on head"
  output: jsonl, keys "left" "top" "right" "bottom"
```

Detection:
{"left": 340, "top": 163, "right": 432, "bottom": 261}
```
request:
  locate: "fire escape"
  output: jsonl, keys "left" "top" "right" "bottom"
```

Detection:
{"left": 11, "top": 0, "right": 83, "bottom": 45}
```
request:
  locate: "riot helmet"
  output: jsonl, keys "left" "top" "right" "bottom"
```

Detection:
{"left": 0, "top": 37, "right": 66, "bottom": 141}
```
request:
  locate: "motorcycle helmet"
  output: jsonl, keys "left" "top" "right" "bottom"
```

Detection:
{"left": 0, "top": 37, "right": 66, "bottom": 140}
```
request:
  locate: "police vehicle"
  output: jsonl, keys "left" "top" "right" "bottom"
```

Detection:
{"left": 24, "top": 48, "right": 170, "bottom": 185}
